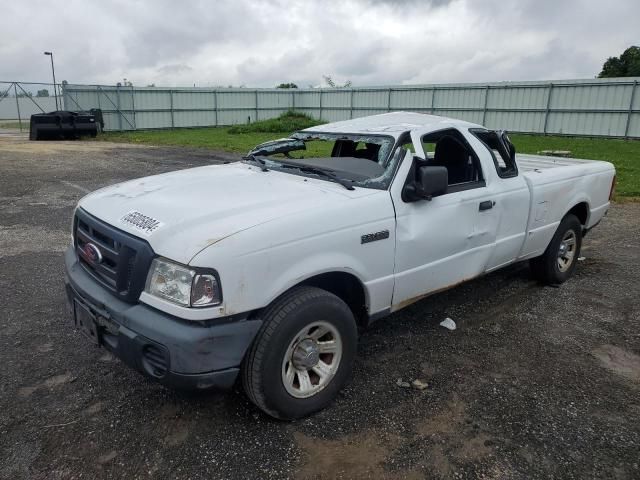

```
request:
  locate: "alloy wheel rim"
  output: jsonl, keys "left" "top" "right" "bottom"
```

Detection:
{"left": 557, "top": 230, "right": 577, "bottom": 273}
{"left": 281, "top": 321, "right": 342, "bottom": 399}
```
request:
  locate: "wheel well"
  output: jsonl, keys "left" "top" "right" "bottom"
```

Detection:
{"left": 567, "top": 202, "right": 589, "bottom": 226}
{"left": 300, "top": 272, "right": 368, "bottom": 328}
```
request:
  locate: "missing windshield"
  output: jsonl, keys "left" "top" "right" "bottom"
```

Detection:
{"left": 245, "top": 132, "right": 397, "bottom": 190}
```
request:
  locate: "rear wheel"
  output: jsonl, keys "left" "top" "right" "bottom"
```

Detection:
{"left": 242, "top": 286, "right": 357, "bottom": 420}
{"left": 530, "top": 214, "right": 582, "bottom": 285}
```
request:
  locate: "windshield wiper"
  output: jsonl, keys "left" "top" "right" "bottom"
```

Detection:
{"left": 242, "top": 154, "right": 269, "bottom": 172}
{"left": 279, "top": 163, "right": 355, "bottom": 190}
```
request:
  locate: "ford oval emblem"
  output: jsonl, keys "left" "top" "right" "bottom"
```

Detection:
{"left": 82, "top": 243, "right": 103, "bottom": 265}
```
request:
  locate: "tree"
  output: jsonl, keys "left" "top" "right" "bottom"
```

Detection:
{"left": 276, "top": 83, "right": 298, "bottom": 89}
{"left": 598, "top": 46, "right": 640, "bottom": 78}
{"left": 36, "top": 89, "right": 49, "bottom": 97}
{"left": 322, "top": 75, "right": 352, "bottom": 88}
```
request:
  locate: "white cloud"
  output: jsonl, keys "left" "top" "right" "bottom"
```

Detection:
{"left": 1, "top": 0, "right": 638, "bottom": 88}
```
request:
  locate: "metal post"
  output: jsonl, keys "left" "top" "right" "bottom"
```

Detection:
{"left": 543, "top": 83, "right": 553, "bottom": 135}
{"left": 169, "top": 90, "right": 175, "bottom": 128}
{"left": 51, "top": 56, "right": 58, "bottom": 109}
{"left": 130, "top": 85, "right": 136, "bottom": 130}
{"left": 482, "top": 86, "right": 490, "bottom": 125}
{"left": 214, "top": 90, "right": 218, "bottom": 126}
{"left": 349, "top": 89, "right": 354, "bottom": 119}
{"left": 624, "top": 80, "right": 637, "bottom": 139}
{"left": 255, "top": 90, "right": 259, "bottom": 122}
{"left": 116, "top": 85, "right": 122, "bottom": 131}
{"left": 319, "top": 89, "right": 323, "bottom": 120}
{"left": 291, "top": 89, "right": 296, "bottom": 112}
{"left": 96, "top": 85, "right": 135, "bottom": 130}
{"left": 13, "top": 83, "right": 22, "bottom": 132}
{"left": 44, "top": 52, "right": 59, "bottom": 110}
{"left": 387, "top": 88, "right": 392, "bottom": 112}
{"left": 430, "top": 87, "right": 436, "bottom": 114}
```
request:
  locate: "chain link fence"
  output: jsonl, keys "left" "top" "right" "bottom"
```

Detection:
{"left": 0, "top": 81, "right": 65, "bottom": 131}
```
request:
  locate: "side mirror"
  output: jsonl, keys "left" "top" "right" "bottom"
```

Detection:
{"left": 403, "top": 165, "right": 448, "bottom": 201}
{"left": 419, "top": 166, "right": 448, "bottom": 199}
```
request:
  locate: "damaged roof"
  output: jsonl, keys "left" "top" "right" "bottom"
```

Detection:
{"left": 301, "top": 111, "right": 483, "bottom": 137}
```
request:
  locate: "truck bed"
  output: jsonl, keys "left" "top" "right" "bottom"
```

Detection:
{"left": 516, "top": 153, "right": 605, "bottom": 172}
{"left": 517, "top": 153, "right": 613, "bottom": 190}
{"left": 515, "top": 152, "right": 614, "bottom": 260}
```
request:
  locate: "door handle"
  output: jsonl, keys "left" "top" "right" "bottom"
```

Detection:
{"left": 479, "top": 200, "right": 495, "bottom": 211}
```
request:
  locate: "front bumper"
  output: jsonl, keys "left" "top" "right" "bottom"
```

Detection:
{"left": 64, "top": 246, "right": 262, "bottom": 390}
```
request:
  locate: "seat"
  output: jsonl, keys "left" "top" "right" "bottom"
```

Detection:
{"left": 353, "top": 143, "right": 381, "bottom": 161}
{"left": 430, "top": 136, "right": 474, "bottom": 184}
{"left": 331, "top": 140, "right": 356, "bottom": 157}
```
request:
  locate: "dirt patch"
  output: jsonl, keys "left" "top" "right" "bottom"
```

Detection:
{"left": 415, "top": 396, "right": 495, "bottom": 475}
{"left": 294, "top": 430, "right": 402, "bottom": 479}
{"left": 593, "top": 345, "right": 640, "bottom": 382}
{"left": 454, "top": 433, "right": 493, "bottom": 461}
{"left": 417, "top": 396, "right": 466, "bottom": 437}
{"left": 163, "top": 418, "right": 193, "bottom": 447}
{"left": 0, "top": 138, "right": 145, "bottom": 155}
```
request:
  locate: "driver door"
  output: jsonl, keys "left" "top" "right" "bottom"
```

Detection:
{"left": 390, "top": 127, "right": 500, "bottom": 310}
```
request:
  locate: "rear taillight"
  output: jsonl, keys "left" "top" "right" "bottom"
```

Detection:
{"left": 609, "top": 175, "right": 617, "bottom": 201}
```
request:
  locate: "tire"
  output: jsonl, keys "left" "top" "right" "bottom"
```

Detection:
{"left": 530, "top": 214, "right": 582, "bottom": 285}
{"left": 242, "top": 286, "right": 358, "bottom": 420}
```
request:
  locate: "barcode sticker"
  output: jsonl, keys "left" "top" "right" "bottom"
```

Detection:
{"left": 120, "top": 211, "right": 163, "bottom": 236}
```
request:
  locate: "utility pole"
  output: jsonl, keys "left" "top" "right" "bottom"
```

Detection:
{"left": 44, "top": 51, "right": 59, "bottom": 110}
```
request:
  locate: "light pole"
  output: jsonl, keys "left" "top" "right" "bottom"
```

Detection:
{"left": 43, "top": 51, "right": 59, "bottom": 110}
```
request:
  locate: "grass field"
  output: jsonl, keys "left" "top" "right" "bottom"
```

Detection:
{"left": 0, "top": 121, "right": 27, "bottom": 129}
{"left": 98, "top": 113, "right": 639, "bottom": 198}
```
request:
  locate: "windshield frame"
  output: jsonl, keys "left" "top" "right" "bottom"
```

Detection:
{"left": 244, "top": 131, "right": 399, "bottom": 190}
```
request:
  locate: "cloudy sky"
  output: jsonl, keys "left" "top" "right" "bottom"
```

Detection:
{"left": 1, "top": 0, "right": 638, "bottom": 88}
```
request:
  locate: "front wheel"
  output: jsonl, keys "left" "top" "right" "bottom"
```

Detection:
{"left": 530, "top": 214, "right": 583, "bottom": 285}
{"left": 242, "top": 286, "right": 358, "bottom": 420}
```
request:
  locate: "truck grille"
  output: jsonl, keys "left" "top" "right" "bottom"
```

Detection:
{"left": 74, "top": 208, "right": 154, "bottom": 303}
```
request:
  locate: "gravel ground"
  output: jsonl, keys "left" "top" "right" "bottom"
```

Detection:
{"left": 0, "top": 130, "right": 639, "bottom": 480}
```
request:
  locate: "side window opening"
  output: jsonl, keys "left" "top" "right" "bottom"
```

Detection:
{"left": 419, "top": 129, "right": 485, "bottom": 191}
{"left": 469, "top": 128, "right": 518, "bottom": 178}
{"left": 422, "top": 142, "right": 436, "bottom": 160}
{"left": 401, "top": 141, "right": 415, "bottom": 153}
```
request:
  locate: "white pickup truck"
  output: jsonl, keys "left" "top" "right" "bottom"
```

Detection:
{"left": 64, "top": 112, "right": 615, "bottom": 419}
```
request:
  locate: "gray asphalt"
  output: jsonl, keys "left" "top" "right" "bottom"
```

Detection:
{"left": 0, "top": 131, "right": 639, "bottom": 479}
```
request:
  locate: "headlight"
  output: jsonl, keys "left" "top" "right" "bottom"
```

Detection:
{"left": 145, "top": 258, "right": 222, "bottom": 307}
{"left": 71, "top": 207, "right": 78, "bottom": 246}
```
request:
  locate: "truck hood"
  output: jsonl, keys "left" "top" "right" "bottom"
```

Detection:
{"left": 79, "top": 162, "right": 375, "bottom": 264}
